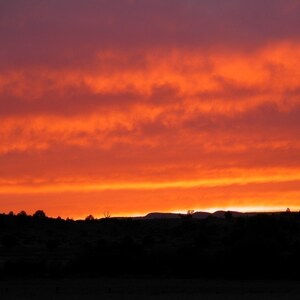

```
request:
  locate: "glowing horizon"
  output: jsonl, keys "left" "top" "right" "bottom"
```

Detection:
{"left": 68, "top": 207, "right": 300, "bottom": 220}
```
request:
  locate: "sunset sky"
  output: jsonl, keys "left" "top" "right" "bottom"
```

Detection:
{"left": 1, "top": 0, "right": 300, "bottom": 219}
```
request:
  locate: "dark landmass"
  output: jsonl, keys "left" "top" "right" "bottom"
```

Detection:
{"left": 142, "top": 210, "right": 255, "bottom": 219}
{"left": 0, "top": 210, "right": 300, "bottom": 279}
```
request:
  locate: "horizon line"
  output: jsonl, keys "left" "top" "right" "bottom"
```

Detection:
{"left": 2, "top": 206, "right": 297, "bottom": 221}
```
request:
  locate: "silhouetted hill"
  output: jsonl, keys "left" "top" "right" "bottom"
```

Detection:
{"left": 190, "top": 212, "right": 211, "bottom": 219}
{"left": 212, "top": 210, "right": 245, "bottom": 218}
{"left": 143, "top": 210, "right": 253, "bottom": 219}
{"left": 143, "top": 211, "right": 210, "bottom": 219}
{"left": 143, "top": 212, "right": 180, "bottom": 219}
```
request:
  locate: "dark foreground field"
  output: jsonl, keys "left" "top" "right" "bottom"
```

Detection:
{"left": 2, "top": 211, "right": 300, "bottom": 299}
{"left": 2, "top": 210, "right": 300, "bottom": 300}
{"left": 1, "top": 278, "right": 300, "bottom": 300}
{"left": 2, "top": 210, "right": 300, "bottom": 279}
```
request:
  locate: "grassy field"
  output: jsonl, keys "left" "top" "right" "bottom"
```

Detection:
{"left": 0, "top": 278, "right": 300, "bottom": 299}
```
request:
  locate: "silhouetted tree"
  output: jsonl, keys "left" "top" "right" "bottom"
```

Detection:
{"left": 33, "top": 210, "right": 46, "bottom": 219}
{"left": 85, "top": 214, "right": 94, "bottom": 221}
{"left": 179, "top": 210, "right": 194, "bottom": 220}
{"left": 103, "top": 210, "right": 111, "bottom": 218}
{"left": 16, "top": 210, "right": 28, "bottom": 224}
{"left": 187, "top": 210, "right": 194, "bottom": 217}
{"left": 17, "top": 210, "right": 27, "bottom": 217}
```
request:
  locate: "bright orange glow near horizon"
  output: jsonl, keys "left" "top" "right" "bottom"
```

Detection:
{"left": 1, "top": 0, "right": 300, "bottom": 219}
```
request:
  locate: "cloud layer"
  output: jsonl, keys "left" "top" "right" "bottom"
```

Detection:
{"left": 0, "top": 0, "right": 300, "bottom": 218}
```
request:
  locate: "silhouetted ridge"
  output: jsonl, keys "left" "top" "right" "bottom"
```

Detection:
{"left": 190, "top": 212, "right": 211, "bottom": 219}
{"left": 144, "top": 211, "right": 247, "bottom": 219}
{"left": 212, "top": 210, "right": 246, "bottom": 218}
{"left": 144, "top": 212, "right": 180, "bottom": 219}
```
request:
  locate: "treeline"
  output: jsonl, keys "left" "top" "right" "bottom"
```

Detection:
{"left": 1, "top": 211, "right": 300, "bottom": 278}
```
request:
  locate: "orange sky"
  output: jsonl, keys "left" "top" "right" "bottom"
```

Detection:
{"left": 1, "top": 0, "right": 300, "bottom": 219}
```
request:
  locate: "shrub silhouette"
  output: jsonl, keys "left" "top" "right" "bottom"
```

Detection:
{"left": 17, "top": 210, "right": 27, "bottom": 217}
{"left": 16, "top": 210, "right": 29, "bottom": 224}
{"left": 85, "top": 214, "right": 94, "bottom": 221}
{"left": 33, "top": 210, "right": 46, "bottom": 219}
{"left": 103, "top": 210, "right": 111, "bottom": 218}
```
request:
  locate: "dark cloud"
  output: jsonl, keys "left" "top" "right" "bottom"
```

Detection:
{"left": 1, "top": 0, "right": 300, "bottom": 69}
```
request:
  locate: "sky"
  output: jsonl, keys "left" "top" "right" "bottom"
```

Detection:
{"left": 1, "top": 0, "right": 300, "bottom": 219}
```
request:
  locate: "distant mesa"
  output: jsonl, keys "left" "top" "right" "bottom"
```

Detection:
{"left": 144, "top": 212, "right": 181, "bottom": 219}
{"left": 192, "top": 212, "right": 211, "bottom": 219}
{"left": 143, "top": 210, "right": 254, "bottom": 219}
{"left": 212, "top": 210, "right": 246, "bottom": 218}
